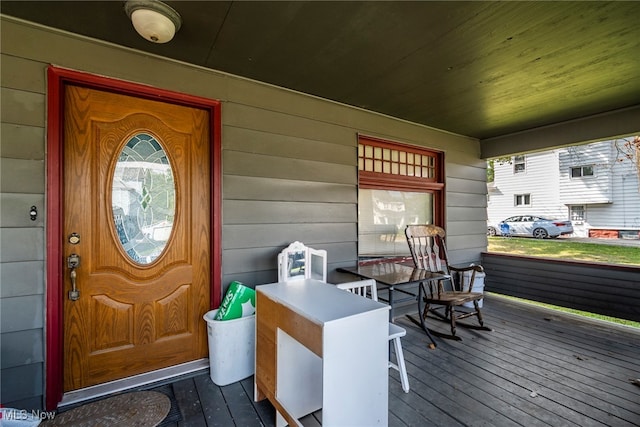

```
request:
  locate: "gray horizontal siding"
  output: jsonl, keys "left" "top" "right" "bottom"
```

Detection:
{"left": 1, "top": 54, "right": 47, "bottom": 93}
{"left": 0, "top": 295, "right": 44, "bottom": 333}
{"left": 481, "top": 252, "right": 640, "bottom": 322}
{"left": 2, "top": 44, "right": 47, "bottom": 411}
{"left": 0, "top": 228, "right": 44, "bottom": 263}
{"left": 1, "top": 123, "right": 45, "bottom": 160}
{"left": 1, "top": 87, "right": 45, "bottom": 127}
{"left": 446, "top": 176, "right": 488, "bottom": 195}
{"left": 1, "top": 363, "right": 43, "bottom": 410}
{"left": 447, "top": 191, "right": 488, "bottom": 208}
{"left": 224, "top": 175, "right": 355, "bottom": 203}
{"left": 223, "top": 102, "right": 356, "bottom": 145}
{"left": 0, "top": 293, "right": 44, "bottom": 408}
{"left": 223, "top": 223, "right": 356, "bottom": 249}
{"left": 221, "top": 121, "right": 358, "bottom": 286}
{"left": 224, "top": 126, "right": 356, "bottom": 165}
{"left": 223, "top": 200, "right": 356, "bottom": 225}
{"left": 447, "top": 205, "right": 488, "bottom": 221}
{"left": 0, "top": 158, "right": 45, "bottom": 194}
{"left": 1, "top": 329, "right": 43, "bottom": 369}
{"left": 446, "top": 220, "right": 488, "bottom": 237}
{"left": 223, "top": 150, "right": 356, "bottom": 184}
{"left": 0, "top": 261, "right": 44, "bottom": 298}
{"left": 1, "top": 194, "right": 45, "bottom": 228}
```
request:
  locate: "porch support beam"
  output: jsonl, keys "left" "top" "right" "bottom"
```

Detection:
{"left": 480, "top": 105, "right": 640, "bottom": 159}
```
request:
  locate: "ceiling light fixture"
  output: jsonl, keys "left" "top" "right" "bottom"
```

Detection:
{"left": 124, "top": 0, "right": 182, "bottom": 44}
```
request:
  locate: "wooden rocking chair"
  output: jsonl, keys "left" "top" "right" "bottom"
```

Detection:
{"left": 405, "top": 224, "right": 490, "bottom": 341}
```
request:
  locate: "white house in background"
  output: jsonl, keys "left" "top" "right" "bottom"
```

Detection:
{"left": 487, "top": 139, "right": 640, "bottom": 238}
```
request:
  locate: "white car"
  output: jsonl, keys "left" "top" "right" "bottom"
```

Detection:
{"left": 490, "top": 216, "right": 573, "bottom": 239}
{"left": 487, "top": 221, "right": 501, "bottom": 236}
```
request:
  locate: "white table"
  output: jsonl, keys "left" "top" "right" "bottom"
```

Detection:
{"left": 254, "top": 279, "right": 389, "bottom": 426}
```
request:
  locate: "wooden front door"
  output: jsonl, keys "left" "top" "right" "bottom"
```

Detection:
{"left": 62, "top": 85, "right": 211, "bottom": 391}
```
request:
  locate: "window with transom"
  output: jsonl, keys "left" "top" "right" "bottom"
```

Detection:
{"left": 357, "top": 136, "right": 444, "bottom": 260}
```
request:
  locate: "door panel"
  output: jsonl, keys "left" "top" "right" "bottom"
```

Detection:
{"left": 63, "top": 86, "right": 210, "bottom": 391}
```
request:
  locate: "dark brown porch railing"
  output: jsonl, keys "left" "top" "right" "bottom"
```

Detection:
{"left": 481, "top": 252, "right": 640, "bottom": 322}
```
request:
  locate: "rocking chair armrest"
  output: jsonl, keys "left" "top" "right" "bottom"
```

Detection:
{"left": 449, "top": 264, "right": 484, "bottom": 293}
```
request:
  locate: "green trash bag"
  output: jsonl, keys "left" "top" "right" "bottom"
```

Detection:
{"left": 214, "top": 281, "right": 256, "bottom": 320}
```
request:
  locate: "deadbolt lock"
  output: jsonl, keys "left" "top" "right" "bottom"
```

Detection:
{"left": 68, "top": 233, "right": 81, "bottom": 245}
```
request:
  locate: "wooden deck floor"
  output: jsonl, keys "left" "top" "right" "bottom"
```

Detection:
{"left": 149, "top": 294, "right": 640, "bottom": 426}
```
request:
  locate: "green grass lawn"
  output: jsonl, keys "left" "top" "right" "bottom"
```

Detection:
{"left": 487, "top": 237, "right": 640, "bottom": 266}
{"left": 487, "top": 236, "right": 640, "bottom": 328}
{"left": 490, "top": 293, "right": 640, "bottom": 328}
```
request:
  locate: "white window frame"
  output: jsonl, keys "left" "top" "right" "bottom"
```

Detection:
{"left": 514, "top": 193, "right": 531, "bottom": 206}
{"left": 570, "top": 165, "right": 594, "bottom": 178}
{"left": 513, "top": 155, "right": 526, "bottom": 174}
{"left": 570, "top": 205, "right": 586, "bottom": 223}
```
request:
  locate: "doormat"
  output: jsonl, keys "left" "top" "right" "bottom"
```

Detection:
{"left": 41, "top": 391, "right": 171, "bottom": 427}
{"left": 149, "top": 384, "right": 182, "bottom": 426}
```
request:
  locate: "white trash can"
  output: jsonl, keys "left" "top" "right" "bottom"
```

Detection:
{"left": 461, "top": 269, "right": 485, "bottom": 308}
{"left": 203, "top": 309, "right": 255, "bottom": 386}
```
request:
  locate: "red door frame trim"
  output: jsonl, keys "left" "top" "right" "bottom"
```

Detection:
{"left": 45, "top": 66, "right": 222, "bottom": 410}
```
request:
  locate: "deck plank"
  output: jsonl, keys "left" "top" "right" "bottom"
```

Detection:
{"left": 193, "top": 374, "right": 234, "bottom": 427}
{"left": 485, "top": 323, "right": 640, "bottom": 412}
{"left": 173, "top": 378, "right": 207, "bottom": 427}
{"left": 459, "top": 298, "right": 640, "bottom": 425}
{"left": 240, "top": 377, "right": 276, "bottom": 427}
{"left": 402, "top": 319, "right": 594, "bottom": 426}
{"left": 220, "top": 381, "right": 264, "bottom": 426}
{"left": 399, "top": 340, "right": 558, "bottom": 426}
{"left": 424, "top": 296, "right": 640, "bottom": 426}
{"left": 147, "top": 294, "right": 640, "bottom": 426}
{"left": 393, "top": 333, "right": 523, "bottom": 427}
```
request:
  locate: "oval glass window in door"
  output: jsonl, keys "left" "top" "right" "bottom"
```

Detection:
{"left": 112, "top": 133, "right": 175, "bottom": 264}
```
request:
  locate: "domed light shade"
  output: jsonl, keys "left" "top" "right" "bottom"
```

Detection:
{"left": 125, "top": 0, "right": 182, "bottom": 44}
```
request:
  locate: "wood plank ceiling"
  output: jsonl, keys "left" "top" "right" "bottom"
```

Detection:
{"left": 2, "top": 1, "right": 639, "bottom": 141}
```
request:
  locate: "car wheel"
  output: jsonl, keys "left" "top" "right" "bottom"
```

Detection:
{"left": 533, "top": 228, "right": 548, "bottom": 239}
{"left": 487, "top": 226, "right": 497, "bottom": 236}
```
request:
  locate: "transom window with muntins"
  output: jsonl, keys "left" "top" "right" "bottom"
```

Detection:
{"left": 358, "top": 142, "right": 436, "bottom": 180}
